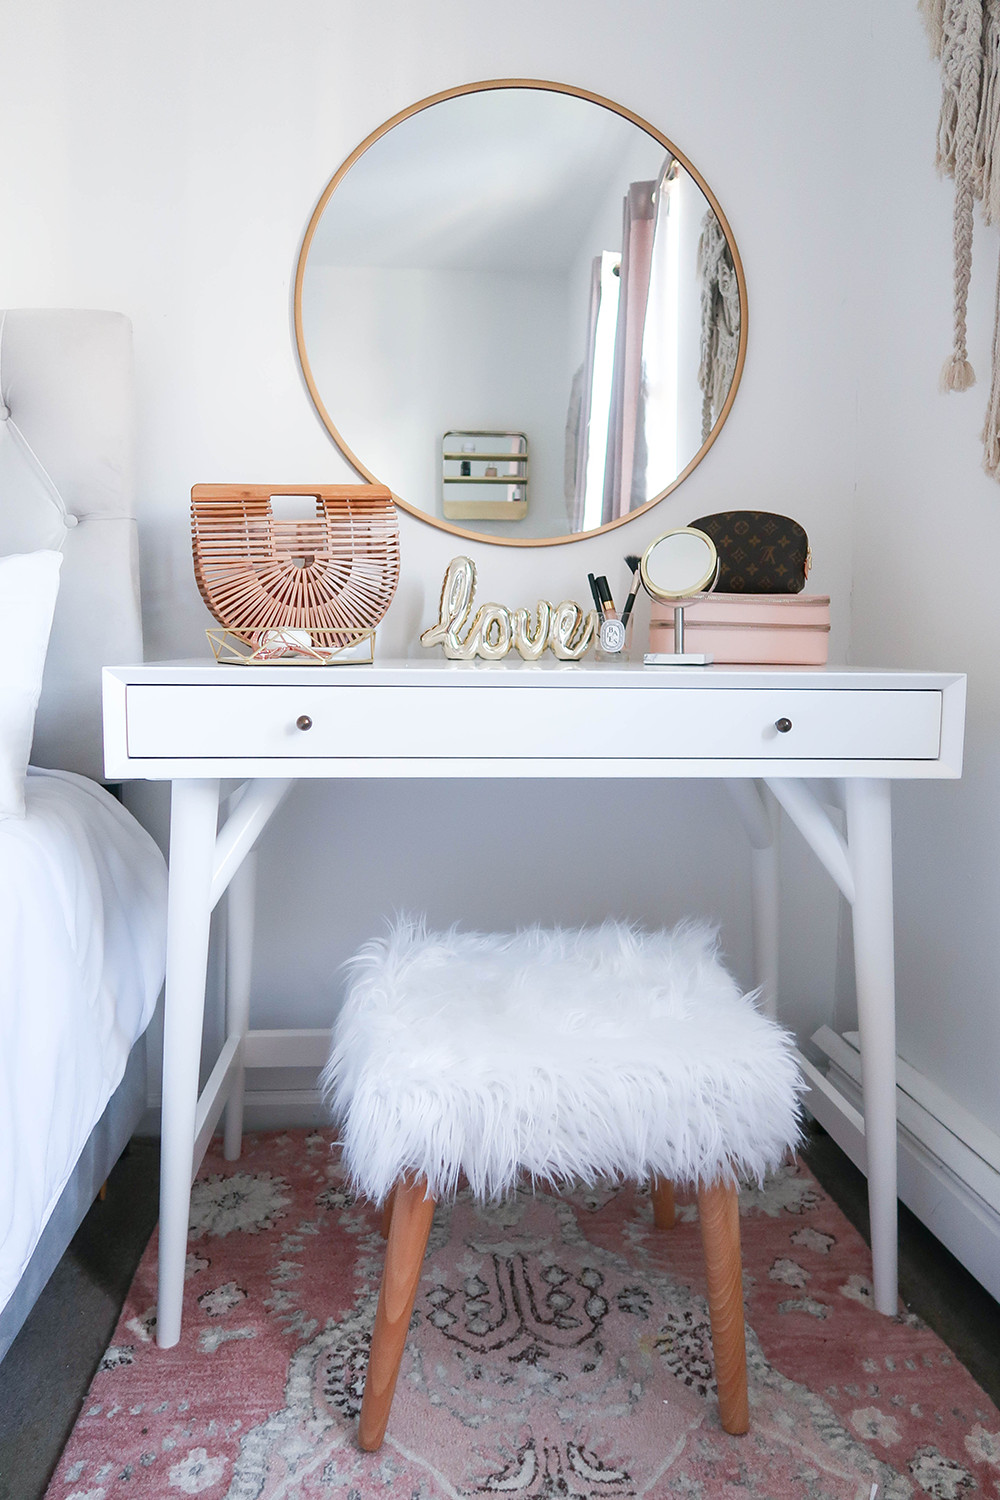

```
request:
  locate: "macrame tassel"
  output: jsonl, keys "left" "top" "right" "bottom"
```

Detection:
{"left": 982, "top": 246, "right": 1000, "bottom": 474}
{"left": 941, "top": 353, "right": 977, "bottom": 389}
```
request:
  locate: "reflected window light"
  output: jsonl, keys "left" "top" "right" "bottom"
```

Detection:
{"left": 582, "top": 250, "right": 621, "bottom": 532}
{"left": 642, "top": 170, "right": 680, "bottom": 496}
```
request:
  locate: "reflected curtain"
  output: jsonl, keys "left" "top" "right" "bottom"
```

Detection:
{"left": 602, "top": 180, "right": 656, "bottom": 524}
{"left": 638, "top": 158, "right": 679, "bottom": 503}
{"left": 566, "top": 256, "right": 603, "bottom": 532}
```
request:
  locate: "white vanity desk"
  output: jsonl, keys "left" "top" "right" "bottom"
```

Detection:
{"left": 103, "top": 657, "right": 966, "bottom": 1347}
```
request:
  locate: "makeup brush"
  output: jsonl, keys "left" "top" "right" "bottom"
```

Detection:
{"left": 595, "top": 575, "right": 616, "bottom": 618}
{"left": 619, "top": 554, "right": 643, "bottom": 629}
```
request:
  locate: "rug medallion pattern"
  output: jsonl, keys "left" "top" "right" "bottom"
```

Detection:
{"left": 46, "top": 1132, "right": 1000, "bottom": 1499}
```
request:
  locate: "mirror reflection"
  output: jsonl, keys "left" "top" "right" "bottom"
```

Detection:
{"left": 296, "top": 83, "right": 746, "bottom": 545}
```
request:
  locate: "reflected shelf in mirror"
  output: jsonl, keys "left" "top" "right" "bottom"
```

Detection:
{"left": 294, "top": 79, "right": 748, "bottom": 547}
{"left": 442, "top": 430, "right": 528, "bottom": 521}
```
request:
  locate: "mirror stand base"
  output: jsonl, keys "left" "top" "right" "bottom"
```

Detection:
{"left": 643, "top": 653, "right": 715, "bottom": 667}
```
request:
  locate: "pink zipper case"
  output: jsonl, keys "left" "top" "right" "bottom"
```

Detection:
{"left": 648, "top": 592, "right": 831, "bottom": 665}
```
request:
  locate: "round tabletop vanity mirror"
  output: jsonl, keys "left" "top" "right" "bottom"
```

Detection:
{"left": 294, "top": 80, "right": 747, "bottom": 547}
{"left": 640, "top": 527, "right": 719, "bottom": 600}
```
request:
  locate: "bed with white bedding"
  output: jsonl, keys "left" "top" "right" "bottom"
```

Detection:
{"left": 0, "top": 770, "right": 165, "bottom": 1321}
{"left": 0, "top": 309, "right": 166, "bottom": 1359}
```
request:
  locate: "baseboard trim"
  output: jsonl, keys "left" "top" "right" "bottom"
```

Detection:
{"left": 140, "top": 1079, "right": 328, "bottom": 1138}
{"left": 242, "top": 1088, "right": 327, "bottom": 1130}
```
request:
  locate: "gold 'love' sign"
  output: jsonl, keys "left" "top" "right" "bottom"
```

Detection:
{"left": 420, "top": 556, "right": 598, "bottom": 661}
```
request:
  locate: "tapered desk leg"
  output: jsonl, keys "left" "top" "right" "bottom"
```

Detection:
{"left": 845, "top": 778, "right": 899, "bottom": 1316}
{"left": 749, "top": 788, "right": 779, "bottom": 1021}
{"left": 157, "top": 778, "right": 220, "bottom": 1348}
{"left": 223, "top": 847, "right": 257, "bottom": 1161}
{"left": 726, "top": 780, "right": 779, "bottom": 1019}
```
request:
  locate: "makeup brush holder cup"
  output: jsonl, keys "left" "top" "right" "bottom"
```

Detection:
{"left": 596, "top": 612, "right": 630, "bottom": 659}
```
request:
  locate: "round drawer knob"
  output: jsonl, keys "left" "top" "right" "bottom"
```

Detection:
{"left": 296, "top": 715, "right": 313, "bottom": 732}
{"left": 775, "top": 717, "right": 793, "bottom": 734}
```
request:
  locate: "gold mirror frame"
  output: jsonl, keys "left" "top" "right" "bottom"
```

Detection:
{"left": 293, "top": 79, "right": 749, "bottom": 549}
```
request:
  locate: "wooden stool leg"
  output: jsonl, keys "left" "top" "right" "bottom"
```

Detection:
{"left": 650, "top": 1176, "right": 676, "bottom": 1229}
{"left": 359, "top": 1176, "right": 436, "bottom": 1452}
{"left": 380, "top": 1185, "right": 397, "bottom": 1240}
{"left": 696, "top": 1178, "right": 749, "bottom": 1436}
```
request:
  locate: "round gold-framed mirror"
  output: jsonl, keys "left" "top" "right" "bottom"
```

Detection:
{"left": 294, "top": 79, "right": 748, "bottom": 548}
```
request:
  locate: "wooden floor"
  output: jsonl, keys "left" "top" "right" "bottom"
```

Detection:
{"left": 0, "top": 1127, "right": 997, "bottom": 1500}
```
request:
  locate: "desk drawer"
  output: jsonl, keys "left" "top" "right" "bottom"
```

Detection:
{"left": 124, "top": 685, "right": 943, "bottom": 761}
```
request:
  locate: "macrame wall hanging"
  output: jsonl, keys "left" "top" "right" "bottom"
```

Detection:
{"left": 920, "top": 0, "right": 1000, "bottom": 476}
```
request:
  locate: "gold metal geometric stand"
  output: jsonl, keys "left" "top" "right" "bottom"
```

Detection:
{"left": 206, "top": 627, "right": 375, "bottom": 666}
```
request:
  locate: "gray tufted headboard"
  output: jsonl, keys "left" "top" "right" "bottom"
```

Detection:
{"left": 0, "top": 310, "right": 143, "bottom": 782}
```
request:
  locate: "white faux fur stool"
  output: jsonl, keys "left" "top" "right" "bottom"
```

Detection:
{"left": 323, "top": 918, "right": 802, "bottom": 1451}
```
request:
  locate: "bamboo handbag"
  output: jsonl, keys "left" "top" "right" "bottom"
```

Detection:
{"left": 191, "top": 483, "right": 400, "bottom": 663}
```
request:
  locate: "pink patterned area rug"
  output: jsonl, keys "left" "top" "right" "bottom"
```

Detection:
{"left": 46, "top": 1131, "right": 1000, "bottom": 1500}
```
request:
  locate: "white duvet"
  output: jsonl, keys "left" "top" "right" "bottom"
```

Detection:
{"left": 0, "top": 768, "right": 166, "bottom": 1314}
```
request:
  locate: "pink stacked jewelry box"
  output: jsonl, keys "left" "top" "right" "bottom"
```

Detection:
{"left": 648, "top": 592, "right": 830, "bottom": 665}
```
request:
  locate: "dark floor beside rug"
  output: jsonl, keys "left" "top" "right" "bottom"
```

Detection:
{"left": 1, "top": 1126, "right": 998, "bottom": 1500}
{"left": 0, "top": 1139, "right": 159, "bottom": 1500}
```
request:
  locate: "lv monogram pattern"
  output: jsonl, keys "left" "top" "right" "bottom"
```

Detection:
{"left": 690, "top": 511, "right": 809, "bottom": 593}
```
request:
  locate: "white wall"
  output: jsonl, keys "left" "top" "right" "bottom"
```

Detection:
{"left": 849, "top": 6, "right": 1000, "bottom": 1136}
{"left": 2, "top": 0, "right": 873, "bottom": 1070}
